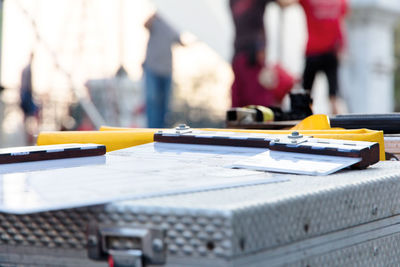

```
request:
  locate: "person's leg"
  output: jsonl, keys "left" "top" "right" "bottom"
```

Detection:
{"left": 145, "top": 68, "right": 161, "bottom": 128}
{"left": 20, "top": 90, "right": 40, "bottom": 145}
{"left": 302, "top": 55, "right": 318, "bottom": 95}
{"left": 157, "top": 74, "right": 172, "bottom": 128}
{"left": 323, "top": 52, "right": 339, "bottom": 97}
{"left": 322, "top": 52, "right": 340, "bottom": 114}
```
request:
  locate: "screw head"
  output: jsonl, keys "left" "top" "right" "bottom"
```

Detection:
{"left": 289, "top": 131, "right": 303, "bottom": 139}
{"left": 177, "top": 124, "right": 187, "bottom": 129}
{"left": 175, "top": 124, "right": 190, "bottom": 133}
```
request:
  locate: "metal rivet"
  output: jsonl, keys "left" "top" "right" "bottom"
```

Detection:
{"left": 372, "top": 206, "right": 378, "bottom": 216}
{"left": 373, "top": 246, "right": 379, "bottom": 256}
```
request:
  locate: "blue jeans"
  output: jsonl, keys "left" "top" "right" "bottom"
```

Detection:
{"left": 144, "top": 68, "right": 172, "bottom": 128}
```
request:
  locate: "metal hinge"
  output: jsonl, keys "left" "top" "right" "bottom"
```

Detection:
{"left": 87, "top": 223, "right": 166, "bottom": 267}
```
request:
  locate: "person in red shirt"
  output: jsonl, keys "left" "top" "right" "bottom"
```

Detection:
{"left": 280, "top": 0, "right": 348, "bottom": 114}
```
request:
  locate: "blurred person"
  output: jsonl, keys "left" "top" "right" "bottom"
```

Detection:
{"left": 280, "top": 0, "right": 349, "bottom": 114}
{"left": 20, "top": 53, "right": 40, "bottom": 144}
{"left": 230, "top": 0, "right": 279, "bottom": 108}
{"left": 143, "top": 13, "right": 183, "bottom": 128}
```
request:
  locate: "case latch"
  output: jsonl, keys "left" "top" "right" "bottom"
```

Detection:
{"left": 87, "top": 223, "right": 166, "bottom": 267}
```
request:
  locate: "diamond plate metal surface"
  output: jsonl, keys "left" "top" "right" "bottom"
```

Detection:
{"left": 111, "top": 161, "right": 400, "bottom": 258}
{"left": 0, "top": 161, "right": 400, "bottom": 265}
{"left": 285, "top": 232, "right": 400, "bottom": 267}
{"left": 0, "top": 206, "right": 101, "bottom": 249}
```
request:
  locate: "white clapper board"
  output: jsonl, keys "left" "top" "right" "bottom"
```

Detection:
{"left": 0, "top": 143, "right": 291, "bottom": 214}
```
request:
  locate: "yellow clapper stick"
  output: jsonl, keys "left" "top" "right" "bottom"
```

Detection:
{"left": 37, "top": 114, "right": 385, "bottom": 160}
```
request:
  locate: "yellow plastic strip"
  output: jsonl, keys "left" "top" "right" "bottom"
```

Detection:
{"left": 37, "top": 130, "right": 157, "bottom": 152}
{"left": 99, "top": 126, "right": 160, "bottom": 131}
{"left": 291, "top": 114, "right": 331, "bottom": 130}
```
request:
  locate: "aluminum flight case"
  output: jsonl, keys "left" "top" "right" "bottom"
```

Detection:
{"left": 1, "top": 144, "right": 400, "bottom": 266}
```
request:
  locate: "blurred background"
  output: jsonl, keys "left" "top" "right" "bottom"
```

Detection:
{"left": 0, "top": 0, "right": 399, "bottom": 147}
